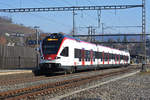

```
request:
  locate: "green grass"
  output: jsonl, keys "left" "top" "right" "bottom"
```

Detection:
{"left": 139, "top": 69, "right": 150, "bottom": 75}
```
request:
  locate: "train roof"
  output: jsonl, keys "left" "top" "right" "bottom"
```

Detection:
{"left": 46, "top": 33, "right": 129, "bottom": 53}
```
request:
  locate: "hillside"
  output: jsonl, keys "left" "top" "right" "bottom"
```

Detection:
{"left": 0, "top": 16, "right": 35, "bottom": 34}
{"left": 0, "top": 16, "right": 41, "bottom": 46}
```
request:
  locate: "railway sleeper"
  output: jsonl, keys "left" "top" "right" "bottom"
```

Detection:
{"left": 1, "top": 68, "right": 134, "bottom": 99}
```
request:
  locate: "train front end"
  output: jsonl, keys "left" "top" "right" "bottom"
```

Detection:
{"left": 39, "top": 33, "right": 63, "bottom": 72}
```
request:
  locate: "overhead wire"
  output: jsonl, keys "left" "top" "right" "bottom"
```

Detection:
{"left": 29, "top": 0, "right": 72, "bottom": 28}
{"left": 29, "top": 13, "right": 71, "bottom": 27}
{"left": 0, "top": 1, "right": 71, "bottom": 30}
{"left": 0, "top": 0, "right": 101, "bottom": 33}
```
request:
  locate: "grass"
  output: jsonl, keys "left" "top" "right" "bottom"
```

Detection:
{"left": 139, "top": 69, "right": 150, "bottom": 75}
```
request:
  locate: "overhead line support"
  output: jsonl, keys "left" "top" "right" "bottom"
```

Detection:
{"left": 73, "top": 34, "right": 150, "bottom": 37}
{"left": 142, "top": 0, "right": 146, "bottom": 63}
{"left": 0, "top": 5, "right": 143, "bottom": 13}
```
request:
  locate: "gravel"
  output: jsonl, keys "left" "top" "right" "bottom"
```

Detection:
{"left": 1, "top": 66, "right": 148, "bottom": 100}
{"left": 0, "top": 68, "right": 123, "bottom": 92}
{"left": 60, "top": 72, "right": 150, "bottom": 100}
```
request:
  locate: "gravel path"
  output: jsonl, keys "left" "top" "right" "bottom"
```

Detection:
{"left": 61, "top": 72, "right": 150, "bottom": 100}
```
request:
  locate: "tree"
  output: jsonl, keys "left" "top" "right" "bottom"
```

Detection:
{"left": 117, "top": 37, "right": 121, "bottom": 43}
{"left": 123, "top": 36, "right": 128, "bottom": 43}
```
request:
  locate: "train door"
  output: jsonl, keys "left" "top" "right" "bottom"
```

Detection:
{"left": 102, "top": 52, "right": 104, "bottom": 64}
{"left": 119, "top": 55, "right": 120, "bottom": 64}
{"left": 124, "top": 56, "right": 125, "bottom": 64}
{"left": 112, "top": 52, "right": 114, "bottom": 65}
{"left": 115, "top": 54, "right": 117, "bottom": 64}
{"left": 108, "top": 53, "right": 109, "bottom": 64}
{"left": 90, "top": 50, "right": 93, "bottom": 65}
{"left": 81, "top": 49, "right": 85, "bottom": 66}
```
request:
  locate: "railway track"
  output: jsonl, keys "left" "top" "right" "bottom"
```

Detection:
{"left": 0, "top": 67, "right": 138, "bottom": 100}
{"left": 0, "top": 75, "right": 47, "bottom": 86}
{"left": 0, "top": 70, "right": 103, "bottom": 86}
{"left": 0, "top": 66, "right": 132, "bottom": 86}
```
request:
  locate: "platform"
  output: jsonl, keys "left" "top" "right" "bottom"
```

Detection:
{"left": 0, "top": 69, "right": 33, "bottom": 76}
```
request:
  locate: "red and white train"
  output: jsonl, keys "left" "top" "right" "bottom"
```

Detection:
{"left": 39, "top": 33, "right": 130, "bottom": 73}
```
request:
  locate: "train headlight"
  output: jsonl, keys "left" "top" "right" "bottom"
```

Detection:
{"left": 48, "top": 57, "right": 52, "bottom": 60}
{"left": 41, "top": 57, "right": 44, "bottom": 59}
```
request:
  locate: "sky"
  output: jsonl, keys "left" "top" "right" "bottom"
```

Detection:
{"left": 0, "top": 0, "right": 149, "bottom": 35}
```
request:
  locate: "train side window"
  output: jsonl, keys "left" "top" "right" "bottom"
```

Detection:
{"left": 115, "top": 55, "right": 117, "bottom": 60}
{"left": 107, "top": 53, "right": 109, "bottom": 61}
{"left": 102, "top": 52, "right": 104, "bottom": 61}
{"left": 93, "top": 51, "right": 95, "bottom": 61}
{"left": 116, "top": 55, "right": 118, "bottom": 61}
{"left": 110, "top": 54, "right": 113, "bottom": 60}
{"left": 60, "top": 47, "right": 69, "bottom": 57}
{"left": 85, "top": 50, "right": 88, "bottom": 61}
{"left": 117, "top": 55, "right": 119, "bottom": 61}
{"left": 95, "top": 52, "right": 98, "bottom": 59}
{"left": 112, "top": 54, "right": 114, "bottom": 60}
{"left": 105, "top": 53, "right": 108, "bottom": 61}
{"left": 108, "top": 53, "right": 111, "bottom": 61}
{"left": 104, "top": 53, "right": 106, "bottom": 61}
{"left": 100, "top": 52, "right": 103, "bottom": 61}
{"left": 114, "top": 54, "right": 116, "bottom": 60}
{"left": 78, "top": 49, "right": 81, "bottom": 61}
{"left": 79, "top": 57, "right": 81, "bottom": 61}
{"left": 126, "top": 56, "right": 128, "bottom": 61}
{"left": 74, "top": 49, "right": 77, "bottom": 58}
{"left": 109, "top": 53, "right": 111, "bottom": 60}
{"left": 75, "top": 49, "right": 79, "bottom": 58}
{"left": 121, "top": 55, "right": 123, "bottom": 60}
{"left": 120, "top": 55, "right": 122, "bottom": 60}
{"left": 87, "top": 51, "right": 90, "bottom": 61}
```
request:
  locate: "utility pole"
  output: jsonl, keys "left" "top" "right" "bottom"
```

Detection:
{"left": 79, "top": 25, "right": 93, "bottom": 42}
{"left": 34, "top": 26, "right": 39, "bottom": 48}
{"left": 97, "top": 10, "right": 101, "bottom": 28}
{"left": 142, "top": 0, "right": 146, "bottom": 63}
{"left": 88, "top": 26, "right": 91, "bottom": 41}
{"left": 90, "top": 26, "right": 93, "bottom": 42}
{"left": 93, "top": 29, "right": 96, "bottom": 42}
{"left": 79, "top": 25, "right": 98, "bottom": 42}
{"left": 101, "top": 23, "right": 104, "bottom": 42}
{"left": 34, "top": 26, "right": 39, "bottom": 68}
{"left": 72, "top": 10, "right": 77, "bottom": 36}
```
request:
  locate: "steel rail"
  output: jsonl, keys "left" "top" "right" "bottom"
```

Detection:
{"left": 0, "top": 67, "right": 136, "bottom": 100}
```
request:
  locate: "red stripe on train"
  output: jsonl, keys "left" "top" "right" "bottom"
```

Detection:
{"left": 115, "top": 55, "right": 117, "bottom": 64}
{"left": 90, "top": 50, "right": 93, "bottom": 65}
{"left": 82, "top": 49, "right": 85, "bottom": 66}
{"left": 103, "top": 52, "right": 104, "bottom": 64}
{"left": 108, "top": 54, "right": 109, "bottom": 64}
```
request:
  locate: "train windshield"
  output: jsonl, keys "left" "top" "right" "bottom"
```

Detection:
{"left": 42, "top": 34, "right": 63, "bottom": 55}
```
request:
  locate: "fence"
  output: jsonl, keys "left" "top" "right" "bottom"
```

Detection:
{"left": 0, "top": 45, "right": 38, "bottom": 69}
